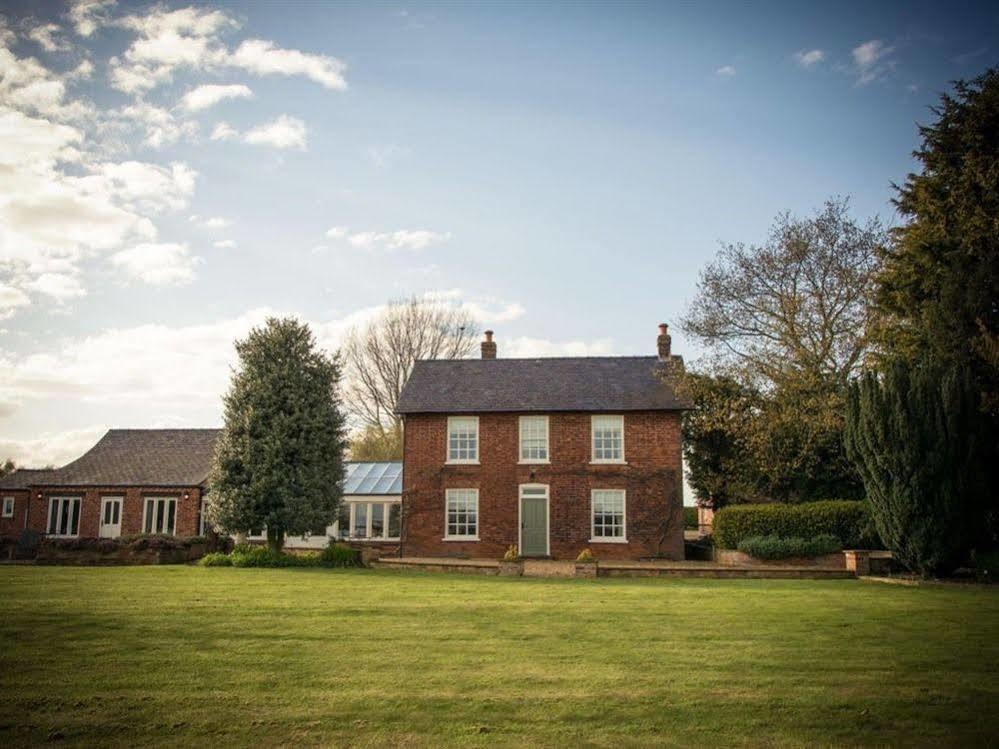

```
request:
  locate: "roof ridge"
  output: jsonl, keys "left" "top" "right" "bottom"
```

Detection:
{"left": 414, "top": 355, "right": 660, "bottom": 363}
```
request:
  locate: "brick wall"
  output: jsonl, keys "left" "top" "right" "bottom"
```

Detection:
{"left": 0, "top": 489, "right": 30, "bottom": 538}
{"left": 401, "top": 411, "right": 685, "bottom": 560}
{"left": 24, "top": 486, "right": 204, "bottom": 538}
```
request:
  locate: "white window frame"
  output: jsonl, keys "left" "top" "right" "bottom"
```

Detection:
{"left": 1, "top": 496, "right": 14, "bottom": 518}
{"left": 517, "top": 483, "right": 550, "bottom": 556}
{"left": 518, "top": 415, "right": 550, "bottom": 464}
{"left": 446, "top": 416, "right": 480, "bottom": 464}
{"left": 332, "top": 499, "right": 402, "bottom": 542}
{"left": 443, "top": 488, "right": 479, "bottom": 541}
{"left": 590, "top": 489, "right": 627, "bottom": 543}
{"left": 198, "top": 497, "right": 208, "bottom": 536}
{"left": 142, "top": 496, "right": 178, "bottom": 536}
{"left": 591, "top": 414, "right": 626, "bottom": 464}
{"left": 46, "top": 496, "right": 82, "bottom": 538}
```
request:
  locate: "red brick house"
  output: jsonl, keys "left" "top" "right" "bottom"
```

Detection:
{"left": 395, "top": 325, "right": 691, "bottom": 561}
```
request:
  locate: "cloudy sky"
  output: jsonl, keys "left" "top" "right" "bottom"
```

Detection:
{"left": 1, "top": 0, "right": 996, "bottom": 466}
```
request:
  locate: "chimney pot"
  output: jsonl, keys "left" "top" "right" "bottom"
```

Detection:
{"left": 657, "top": 322, "right": 672, "bottom": 359}
{"left": 481, "top": 330, "right": 497, "bottom": 359}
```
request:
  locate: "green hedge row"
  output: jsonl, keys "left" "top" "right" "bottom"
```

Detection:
{"left": 712, "top": 500, "right": 873, "bottom": 550}
{"left": 683, "top": 507, "right": 698, "bottom": 529}
{"left": 200, "top": 543, "right": 362, "bottom": 569}
{"left": 737, "top": 534, "right": 842, "bottom": 560}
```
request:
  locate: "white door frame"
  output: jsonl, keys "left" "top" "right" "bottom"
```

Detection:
{"left": 517, "top": 483, "right": 550, "bottom": 557}
{"left": 99, "top": 496, "right": 123, "bottom": 538}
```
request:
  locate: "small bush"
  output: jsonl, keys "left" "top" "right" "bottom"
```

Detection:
{"left": 576, "top": 548, "right": 595, "bottom": 563}
{"left": 318, "top": 543, "right": 361, "bottom": 568}
{"left": 737, "top": 533, "right": 842, "bottom": 560}
{"left": 229, "top": 546, "right": 312, "bottom": 568}
{"left": 683, "top": 507, "right": 698, "bottom": 530}
{"left": 502, "top": 545, "right": 519, "bottom": 562}
{"left": 713, "top": 501, "right": 871, "bottom": 550}
{"left": 199, "top": 552, "right": 232, "bottom": 567}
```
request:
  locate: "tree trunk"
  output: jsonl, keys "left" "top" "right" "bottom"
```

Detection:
{"left": 266, "top": 527, "right": 284, "bottom": 553}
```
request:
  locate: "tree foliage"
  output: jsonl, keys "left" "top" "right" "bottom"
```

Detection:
{"left": 872, "top": 69, "right": 999, "bottom": 415}
{"left": 681, "top": 200, "right": 882, "bottom": 504}
{"left": 348, "top": 424, "right": 403, "bottom": 461}
{"left": 845, "top": 362, "right": 990, "bottom": 576}
{"left": 0, "top": 459, "right": 15, "bottom": 479}
{"left": 208, "top": 317, "right": 348, "bottom": 552}
{"left": 342, "top": 297, "right": 479, "bottom": 434}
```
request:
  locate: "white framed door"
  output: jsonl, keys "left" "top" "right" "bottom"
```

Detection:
{"left": 99, "top": 496, "right": 123, "bottom": 538}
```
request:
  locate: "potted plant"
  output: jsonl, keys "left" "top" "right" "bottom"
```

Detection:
{"left": 498, "top": 545, "right": 523, "bottom": 576}
{"left": 574, "top": 548, "right": 598, "bottom": 578}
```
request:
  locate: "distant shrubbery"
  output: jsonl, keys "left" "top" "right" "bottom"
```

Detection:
{"left": 46, "top": 534, "right": 204, "bottom": 552}
{"left": 683, "top": 507, "right": 698, "bottom": 530}
{"left": 737, "top": 534, "right": 842, "bottom": 561}
{"left": 199, "top": 542, "right": 361, "bottom": 569}
{"left": 712, "top": 501, "right": 873, "bottom": 550}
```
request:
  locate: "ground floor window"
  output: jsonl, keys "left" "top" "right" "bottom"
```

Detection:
{"left": 47, "top": 497, "right": 81, "bottom": 537}
{"left": 143, "top": 496, "right": 177, "bottom": 535}
{"left": 198, "top": 497, "right": 208, "bottom": 536}
{"left": 333, "top": 500, "right": 401, "bottom": 541}
{"left": 591, "top": 489, "right": 626, "bottom": 541}
{"left": 445, "top": 489, "right": 478, "bottom": 540}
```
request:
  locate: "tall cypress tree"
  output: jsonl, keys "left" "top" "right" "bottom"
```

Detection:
{"left": 208, "top": 317, "right": 348, "bottom": 552}
{"left": 845, "top": 363, "right": 988, "bottom": 576}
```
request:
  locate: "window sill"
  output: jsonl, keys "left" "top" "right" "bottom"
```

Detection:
{"left": 588, "top": 537, "right": 629, "bottom": 544}
{"left": 518, "top": 460, "right": 551, "bottom": 465}
{"left": 589, "top": 460, "right": 628, "bottom": 466}
{"left": 445, "top": 460, "right": 480, "bottom": 466}
{"left": 442, "top": 536, "right": 480, "bottom": 542}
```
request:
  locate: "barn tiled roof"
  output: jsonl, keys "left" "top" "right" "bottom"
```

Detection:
{"left": 14, "top": 429, "right": 223, "bottom": 488}
{"left": 0, "top": 468, "right": 61, "bottom": 490}
{"left": 396, "top": 356, "right": 690, "bottom": 414}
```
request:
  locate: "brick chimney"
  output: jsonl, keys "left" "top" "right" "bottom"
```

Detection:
{"left": 481, "top": 330, "right": 497, "bottom": 359}
{"left": 657, "top": 323, "right": 671, "bottom": 360}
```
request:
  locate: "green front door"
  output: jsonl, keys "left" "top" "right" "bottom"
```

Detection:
{"left": 520, "top": 495, "right": 548, "bottom": 556}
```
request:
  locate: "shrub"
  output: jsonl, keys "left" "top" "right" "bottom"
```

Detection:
{"left": 318, "top": 543, "right": 361, "bottom": 568}
{"left": 712, "top": 500, "right": 870, "bottom": 550}
{"left": 737, "top": 533, "right": 842, "bottom": 560}
{"left": 199, "top": 552, "right": 232, "bottom": 567}
{"left": 229, "top": 545, "right": 312, "bottom": 568}
{"left": 502, "top": 545, "right": 519, "bottom": 562}
{"left": 576, "top": 548, "right": 595, "bottom": 563}
{"left": 683, "top": 507, "right": 698, "bottom": 530}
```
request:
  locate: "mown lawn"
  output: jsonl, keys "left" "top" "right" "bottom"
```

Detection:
{"left": 0, "top": 567, "right": 997, "bottom": 747}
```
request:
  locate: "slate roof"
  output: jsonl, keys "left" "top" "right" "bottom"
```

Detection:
{"left": 343, "top": 462, "right": 402, "bottom": 495}
{"left": 396, "top": 356, "right": 690, "bottom": 414}
{"left": 1, "top": 429, "right": 224, "bottom": 489}
{"left": 0, "top": 468, "right": 60, "bottom": 490}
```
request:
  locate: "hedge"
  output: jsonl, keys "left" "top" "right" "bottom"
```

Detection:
{"left": 199, "top": 543, "right": 362, "bottom": 569}
{"left": 737, "top": 534, "right": 842, "bottom": 560}
{"left": 712, "top": 501, "right": 872, "bottom": 550}
{"left": 683, "top": 507, "right": 698, "bottom": 529}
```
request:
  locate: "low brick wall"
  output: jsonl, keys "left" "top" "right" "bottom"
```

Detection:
{"left": 36, "top": 539, "right": 206, "bottom": 565}
{"left": 713, "top": 548, "right": 846, "bottom": 568}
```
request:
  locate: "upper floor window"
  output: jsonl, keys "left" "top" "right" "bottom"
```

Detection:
{"left": 591, "top": 415, "right": 625, "bottom": 463}
{"left": 2, "top": 496, "right": 14, "bottom": 518}
{"left": 519, "top": 415, "right": 549, "bottom": 463}
{"left": 447, "top": 416, "right": 479, "bottom": 463}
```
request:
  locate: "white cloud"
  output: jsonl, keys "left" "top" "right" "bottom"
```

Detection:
{"left": 851, "top": 39, "right": 895, "bottom": 85}
{"left": 24, "top": 272, "right": 87, "bottom": 301}
{"left": 97, "top": 161, "right": 197, "bottom": 212}
{"left": 243, "top": 114, "right": 306, "bottom": 150}
{"left": 210, "top": 120, "right": 238, "bottom": 140}
{"left": 110, "top": 242, "right": 200, "bottom": 285}
{"left": 716, "top": 65, "right": 736, "bottom": 77}
{"left": 189, "top": 214, "right": 231, "bottom": 229}
{"left": 794, "top": 49, "right": 824, "bottom": 68}
{"left": 504, "top": 336, "right": 615, "bottom": 358}
{"left": 180, "top": 83, "right": 253, "bottom": 112}
{"left": 0, "top": 39, "right": 93, "bottom": 121}
{"left": 68, "top": 59, "right": 94, "bottom": 80}
{"left": 68, "top": 0, "right": 116, "bottom": 38}
{"left": 118, "top": 100, "right": 197, "bottom": 147}
{"left": 229, "top": 39, "right": 347, "bottom": 90}
{"left": 28, "top": 23, "right": 70, "bottom": 53}
{"left": 213, "top": 239, "right": 236, "bottom": 248}
{"left": 331, "top": 227, "right": 451, "bottom": 252}
{"left": 0, "top": 285, "right": 31, "bottom": 319}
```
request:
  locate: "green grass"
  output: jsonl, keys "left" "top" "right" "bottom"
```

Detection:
{"left": 1, "top": 568, "right": 997, "bottom": 747}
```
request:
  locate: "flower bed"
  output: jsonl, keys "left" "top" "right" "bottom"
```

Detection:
{"left": 36, "top": 535, "right": 209, "bottom": 565}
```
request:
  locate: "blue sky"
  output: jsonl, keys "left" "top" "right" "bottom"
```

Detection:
{"left": 1, "top": 0, "right": 997, "bottom": 464}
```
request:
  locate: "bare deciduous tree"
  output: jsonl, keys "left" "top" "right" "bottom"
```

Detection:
{"left": 682, "top": 198, "right": 885, "bottom": 390}
{"left": 343, "top": 297, "right": 480, "bottom": 434}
